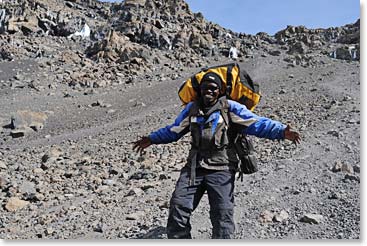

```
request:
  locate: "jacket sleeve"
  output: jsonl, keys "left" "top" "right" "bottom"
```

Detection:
{"left": 228, "top": 100, "right": 286, "bottom": 140}
{"left": 149, "top": 103, "right": 192, "bottom": 144}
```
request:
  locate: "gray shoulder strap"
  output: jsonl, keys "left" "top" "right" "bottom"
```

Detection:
{"left": 188, "top": 101, "right": 200, "bottom": 118}
{"left": 219, "top": 98, "right": 230, "bottom": 126}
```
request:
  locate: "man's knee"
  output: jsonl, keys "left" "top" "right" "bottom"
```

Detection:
{"left": 210, "top": 208, "right": 235, "bottom": 239}
{"left": 166, "top": 204, "right": 193, "bottom": 239}
{"left": 210, "top": 208, "right": 234, "bottom": 224}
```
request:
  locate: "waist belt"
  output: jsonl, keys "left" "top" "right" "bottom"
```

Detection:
{"left": 188, "top": 148, "right": 229, "bottom": 186}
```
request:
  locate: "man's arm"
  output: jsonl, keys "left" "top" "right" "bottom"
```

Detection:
{"left": 133, "top": 103, "right": 193, "bottom": 153}
{"left": 228, "top": 100, "right": 300, "bottom": 143}
{"left": 148, "top": 103, "right": 192, "bottom": 144}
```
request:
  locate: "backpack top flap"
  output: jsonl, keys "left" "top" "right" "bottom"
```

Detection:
{"left": 178, "top": 63, "right": 261, "bottom": 111}
{"left": 178, "top": 64, "right": 234, "bottom": 104}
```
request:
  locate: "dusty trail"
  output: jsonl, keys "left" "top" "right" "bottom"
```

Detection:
{"left": 0, "top": 0, "right": 360, "bottom": 239}
{"left": 0, "top": 55, "right": 359, "bottom": 239}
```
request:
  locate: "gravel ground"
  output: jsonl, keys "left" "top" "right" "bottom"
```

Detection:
{"left": 0, "top": 50, "right": 360, "bottom": 239}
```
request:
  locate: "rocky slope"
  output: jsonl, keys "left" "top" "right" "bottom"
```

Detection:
{"left": 0, "top": 0, "right": 360, "bottom": 239}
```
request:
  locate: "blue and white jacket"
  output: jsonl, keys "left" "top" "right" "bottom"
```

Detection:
{"left": 149, "top": 100, "right": 286, "bottom": 144}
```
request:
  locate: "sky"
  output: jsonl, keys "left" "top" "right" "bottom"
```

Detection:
{"left": 185, "top": 0, "right": 360, "bottom": 35}
{"left": 100, "top": 0, "right": 360, "bottom": 35}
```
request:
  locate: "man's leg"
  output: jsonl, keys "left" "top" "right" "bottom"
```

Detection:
{"left": 206, "top": 169, "right": 236, "bottom": 239}
{"left": 166, "top": 166, "right": 205, "bottom": 239}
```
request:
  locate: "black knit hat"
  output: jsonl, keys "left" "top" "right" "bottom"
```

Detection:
{"left": 201, "top": 72, "right": 222, "bottom": 89}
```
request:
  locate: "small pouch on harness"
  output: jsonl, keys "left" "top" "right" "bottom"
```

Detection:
{"left": 219, "top": 100, "right": 258, "bottom": 180}
{"left": 233, "top": 135, "right": 258, "bottom": 181}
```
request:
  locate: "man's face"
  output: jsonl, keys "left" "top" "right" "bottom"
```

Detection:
{"left": 200, "top": 81, "right": 220, "bottom": 106}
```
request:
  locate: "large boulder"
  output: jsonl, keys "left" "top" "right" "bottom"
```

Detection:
{"left": 172, "top": 30, "right": 189, "bottom": 49}
{"left": 189, "top": 31, "right": 213, "bottom": 50}
{"left": 87, "top": 30, "right": 130, "bottom": 62}
{"left": 331, "top": 45, "right": 359, "bottom": 61}
{"left": 287, "top": 41, "right": 308, "bottom": 55}
{"left": 10, "top": 110, "right": 48, "bottom": 131}
{"left": 7, "top": 15, "right": 40, "bottom": 35}
{"left": 7, "top": 110, "right": 47, "bottom": 138}
{"left": 86, "top": 29, "right": 153, "bottom": 65}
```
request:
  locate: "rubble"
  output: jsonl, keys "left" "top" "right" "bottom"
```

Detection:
{"left": 0, "top": 0, "right": 360, "bottom": 240}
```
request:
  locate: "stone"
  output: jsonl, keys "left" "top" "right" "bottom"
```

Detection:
{"left": 269, "top": 50, "right": 281, "bottom": 56}
{"left": 344, "top": 174, "right": 360, "bottom": 182}
{"left": 10, "top": 110, "right": 48, "bottom": 130}
{"left": 0, "top": 160, "right": 6, "bottom": 169}
{"left": 328, "top": 191, "right": 340, "bottom": 200}
{"left": 45, "top": 227, "right": 55, "bottom": 236}
{"left": 273, "top": 210, "right": 289, "bottom": 222}
{"left": 126, "top": 187, "right": 144, "bottom": 197}
{"left": 10, "top": 128, "right": 32, "bottom": 138}
{"left": 5, "top": 197, "right": 30, "bottom": 212}
{"left": 259, "top": 210, "right": 274, "bottom": 223}
{"left": 353, "top": 165, "right": 360, "bottom": 173}
{"left": 126, "top": 211, "right": 145, "bottom": 220}
{"left": 41, "top": 146, "right": 63, "bottom": 163}
{"left": 288, "top": 41, "right": 308, "bottom": 54}
{"left": 18, "top": 181, "right": 36, "bottom": 196}
{"left": 331, "top": 161, "right": 343, "bottom": 172}
{"left": 333, "top": 46, "right": 357, "bottom": 60}
{"left": 0, "top": 175, "right": 8, "bottom": 189}
{"left": 33, "top": 168, "right": 45, "bottom": 174}
{"left": 331, "top": 161, "right": 354, "bottom": 173}
{"left": 327, "top": 130, "right": 340, "bottom": 138}
{"left": 102, "top": 179, "right": 115, "bottom": 186}
{"left": 300, "top": 213, "right": 323, "bottom": 224}
{"left": 341, "top": 163, "right": 354, "bottom": 174}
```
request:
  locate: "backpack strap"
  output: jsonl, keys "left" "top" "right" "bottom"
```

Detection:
{"left": 187, "top": 100, "right": 200, "bottom": 186}
{"left": 225, "top": 63, "right": 236, "bottom": 98}
{"left": 218, "top": 98, "right": 250, "bottom": 182}
{"left": 188, "top": 100, "right": 199, "bottom": 118}
{"left": 219, "top": 97, "right": 230, "bottom": 126}
{"left": 191, "top": 76, "right": 200, "bottom": 97}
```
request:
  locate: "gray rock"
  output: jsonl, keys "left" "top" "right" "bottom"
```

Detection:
{"left": 328, "top": 191, "right": 340, "bottom": 200}
{"left": 102, "top": 179, "right": 115, "bottom": 186}
{"left": 331, "top": 46, "right": 359, "bottom": 61}
{"left": 259, "top": 210, "right": 274, "bottom": 223}
{"left": 126, "top": 187, "right": 144, "bottom": 197}
{"left": 10, "top": 110, "right": 48, "bottom": 130}
{"left": 268, "top": 50, "right": 281, "bottom": 56}
{"left": 273, "top": 210, "right": 289, "bottom": 222}
{"left": 41, "top": 146, "right": 63, "bottom": 163}
{"left": 331, "top": 161, "right": 354, "bottom": 173}
{"left": 18, "top": 181, "right": 36, "bottom": 196}
{"left": 0, "top": 174, "right": 9, "bottom": 189}
{"left": 126, "top": 210, "right": 146, "bottom": 221}
{"left": 327, "top": 130, "right": 340, "bottom": 138}
{"left": 5, "top": 197, "right": 30, "bottom": 212}
{"left": 0, "top": 160, "right": 6, "bottom": 169}
{"left": 10, "top": 127, "right": 33, "bottom": 138}
{"left": 300, "top": 213, "right": 324, "bottom": 224}
{"left": 288, "top": 41, "right": 308, "bottom": 55}
{"left": 343, "top": 174, "right": 360, "bottom": 183}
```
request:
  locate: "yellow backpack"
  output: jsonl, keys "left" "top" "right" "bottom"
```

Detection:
{"left": 178, "top": 63, "right": 261, "bottom": 111}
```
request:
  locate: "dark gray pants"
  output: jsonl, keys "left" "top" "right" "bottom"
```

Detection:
{"left": 167, "top": 166, "right": 235, "bottom": 239}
